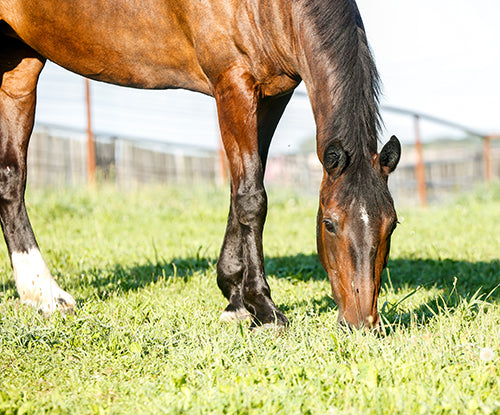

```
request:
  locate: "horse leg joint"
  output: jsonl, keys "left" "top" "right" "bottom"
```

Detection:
{"left": 234, "top": 185, "right": 267, "bottom": 227}
{"left": 0, "top": 164, "right": 25, "bottom": 202}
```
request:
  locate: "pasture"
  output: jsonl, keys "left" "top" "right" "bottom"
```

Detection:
{"left": 0, "top": 184, "right": 499, "bottom": 414}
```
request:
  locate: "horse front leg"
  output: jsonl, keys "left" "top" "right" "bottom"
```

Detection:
{"left": 217, "top": 199, "right": 252, "bottom": 322}
{"left": 0, "top": 37, "right": 75, "bottom": 314}
{"left": 214, "top": 66, "right": 288, "bottom": 328}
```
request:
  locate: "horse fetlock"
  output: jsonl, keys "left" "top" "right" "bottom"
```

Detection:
{"left": 250, "top": 308, "right": 289, "bottom": 329}
{"left": 216, "top": 266, "right": 244, "bottom": 302}
{"left": 243, "top": 291, "right": 288, "bottom": 327}
{"left": 12, "top": 248, "right": 76, "bottom": 315}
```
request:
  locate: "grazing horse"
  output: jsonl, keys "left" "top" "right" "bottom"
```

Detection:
{"left": 0, "top": 0, "right": 400, "bottom": 329}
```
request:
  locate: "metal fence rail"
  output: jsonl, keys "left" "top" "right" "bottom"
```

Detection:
{"left": 28, "top": 124, "right": 500, "bottom": 205}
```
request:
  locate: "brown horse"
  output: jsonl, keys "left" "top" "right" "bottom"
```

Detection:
{"left": 0, "top": 0, "right": 400, "bottom": 329}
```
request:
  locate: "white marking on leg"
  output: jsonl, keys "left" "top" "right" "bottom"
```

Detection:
{"left": 360, "top": 205, "right": 369, "bottom": 226}
{"left": 11, "top": 248, "right": 75, "bottom": 314}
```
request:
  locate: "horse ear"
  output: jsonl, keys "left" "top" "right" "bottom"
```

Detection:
{"left": 378, "top": 135, "right": 401, "bottom": 177}
{"left": 323, "top": 140, "right": 348, "bottom": 177}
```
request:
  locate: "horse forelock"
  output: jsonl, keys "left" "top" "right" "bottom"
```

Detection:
{"left": 300, "top": 0, "right": 381, "bottom": 163}
{"left": 336, "top": 162, "right": 395, "bottom": 218}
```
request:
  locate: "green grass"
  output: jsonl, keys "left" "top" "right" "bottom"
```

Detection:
{"left": 0, "top": 183, "right": 499, "bottom": 414}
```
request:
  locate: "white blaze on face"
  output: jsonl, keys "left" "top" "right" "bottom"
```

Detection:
{"left": 11, "top": 248, "right": 75, "bottom": 314}
{"left": 360, "top": 205, "right": 369, "bottom": 226}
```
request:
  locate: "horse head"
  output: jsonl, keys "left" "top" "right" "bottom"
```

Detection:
{"left": 317, "top": 136, "right": 401, "bottom": 329}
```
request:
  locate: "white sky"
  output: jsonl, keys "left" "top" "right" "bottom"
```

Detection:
{"left": 358, "top": 0, "right": 500, "bottom": 137}
{"left": 35, "top": 1, "right": 500, "bottom": 152}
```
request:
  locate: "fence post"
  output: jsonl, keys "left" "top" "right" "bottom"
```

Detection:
{"left": 414, "top": 114, "right": 427, "bottom": 207}
{"left": 483, "top": 135, "right": 492, "bottom": 182}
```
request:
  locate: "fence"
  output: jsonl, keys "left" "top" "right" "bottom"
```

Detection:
{"left": 388, "top": 142, "right": 500, "bottom": 204}
{"left": 262, "top": 141, "right": 500, "bottom": 205}
{"left": 381, "top": 107, "right": 500, "bottom": 206}
{"left": 28, "top": 124, "right": 500, "bottom": 205}
{"left": 28, "top": 126, "right": 221, "bottom": 188}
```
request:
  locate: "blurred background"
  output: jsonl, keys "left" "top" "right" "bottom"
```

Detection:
{"left": 30, "top": 0, "right": 500, "bottom": 206}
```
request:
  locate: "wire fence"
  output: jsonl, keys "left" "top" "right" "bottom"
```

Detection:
{"left": 28, "top": 124, "right": 500, "bottom": 206}
{"left": 31, "top": 70, "right": 500, "bottom": 206}
{"left": 29, "top": 125, "right": 222, "bottom": 188}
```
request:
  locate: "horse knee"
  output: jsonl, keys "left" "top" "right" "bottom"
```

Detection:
{"left": 234, "top": 186, "right": 267, "bottom": 226}
{"left": 0, "top": 164, "right": 25, "bottom": 202}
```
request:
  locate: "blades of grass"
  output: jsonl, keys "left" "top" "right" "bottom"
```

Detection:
{"left": 385, "top": 286, "right": 422, "bottom": 315}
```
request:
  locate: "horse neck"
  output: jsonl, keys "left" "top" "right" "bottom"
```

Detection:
{"left": 237, "top": 0, "right": 300, "bottom": 78}
{"left": 293, "top": 0, "right": 380, "bottom": 164}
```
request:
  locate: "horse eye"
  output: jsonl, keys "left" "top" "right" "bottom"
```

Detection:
{"left": 323, "top": 219, "right": 337, "bottom": 233}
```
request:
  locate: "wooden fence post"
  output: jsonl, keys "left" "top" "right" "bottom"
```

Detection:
{"left": 483, "top": 135, "right": 492, "bottom": 182}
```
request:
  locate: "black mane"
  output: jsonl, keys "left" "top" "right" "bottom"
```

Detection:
{"left": 302, "top": 0, "right": 381, "bottom": 161}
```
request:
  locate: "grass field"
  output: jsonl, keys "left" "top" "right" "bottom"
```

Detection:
{"left": 0, "top": 183, "right": 499, "bottom": 414}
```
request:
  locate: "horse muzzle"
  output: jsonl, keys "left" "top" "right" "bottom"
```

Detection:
{"left": 330, "top": 275, "right": 381, "bottom": 330}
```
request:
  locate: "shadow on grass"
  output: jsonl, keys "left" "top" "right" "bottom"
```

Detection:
{"left": 3, "top": 251, "right": 496, "bottom": 327}
{"left": 267, "top": 254, "right": 499, "bottom": 302}
{"left": 269, "top": 255, "right": 499, "bottom": 328}
{"left": 386, "top": 258, "right": 500, "bottom": 302}
{"left": 78, "top": 253, "right": 499, "bottom": 306}
{"left": 279, "top": 294, "right": 336, "bottom": 316}
{"left": 81, "top": 255, "right": 216, "bottom": 298}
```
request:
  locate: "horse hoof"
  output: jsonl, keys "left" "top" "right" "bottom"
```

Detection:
{"left": 20, "top": 288, "right": 76, "bottom": 316}
{"left": 219, "top": 308, "right": 251, "bottom": 323}
{"left": 250, "top": 322, "right": 288, "bottom": 334}
{"left": 261, "top": 322, "right": 286, "bottom": 330}
{"left": 36, "top": 289, "right": 76, "bottom": 316}
{"left": 250, "top": 311, "right": 289, "bottom": 330}
{"left": 12, "top": 249, "right": 76, "bottom": 316}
